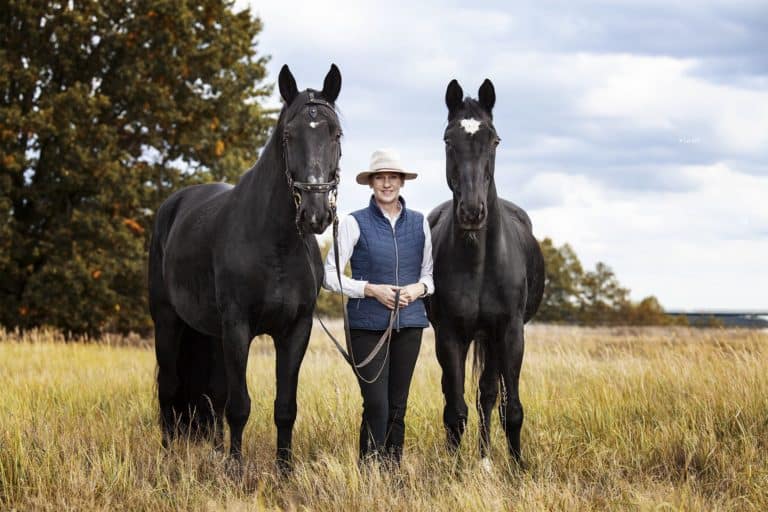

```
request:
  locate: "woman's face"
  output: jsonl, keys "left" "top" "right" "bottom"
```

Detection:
{"left": 370, "top": 172, "right": 404, "bottom": 207}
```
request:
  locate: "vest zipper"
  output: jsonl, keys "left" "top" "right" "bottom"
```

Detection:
{"left": 391, "top": 221, "right": 400, "bottom": 331}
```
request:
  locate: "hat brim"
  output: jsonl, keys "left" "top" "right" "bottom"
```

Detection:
{"left": 355, "top": 169, "right": 419, "bottom": 185}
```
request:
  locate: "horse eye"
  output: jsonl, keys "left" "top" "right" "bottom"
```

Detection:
{"left": 493, "top": 137, "right": 501, "bottom": 147}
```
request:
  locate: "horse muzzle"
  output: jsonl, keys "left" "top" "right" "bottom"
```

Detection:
{"left": 298, "top": 201, "right": 334, "bottom": 234}
{"left": 456, "top": 199, "right": 487, "bottom": 230}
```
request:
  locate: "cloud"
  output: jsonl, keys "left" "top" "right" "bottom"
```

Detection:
{"left": 528, "top": 163, "right": 768, "bottom": 308}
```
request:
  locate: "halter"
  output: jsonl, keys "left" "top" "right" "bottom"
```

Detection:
{"left": 281, "top": 92, "right": 341, "bottom": 232}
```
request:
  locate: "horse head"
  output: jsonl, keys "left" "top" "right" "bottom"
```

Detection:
{"left": 278, "top": 64, "right": 343, "bottom": 234}
{"left": 443, "top": 78, "right": 499, "bottom": 232}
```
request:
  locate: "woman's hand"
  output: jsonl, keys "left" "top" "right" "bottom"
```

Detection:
{"left": 400, "top": 283, "right": 427, "bottom": 305}
{"left": 364, "top": 283, "right": 408, "bottom": 310}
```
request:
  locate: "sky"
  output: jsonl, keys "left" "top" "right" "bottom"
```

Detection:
{"left": 237, "top": 0, "right": 768, "bottom": 311}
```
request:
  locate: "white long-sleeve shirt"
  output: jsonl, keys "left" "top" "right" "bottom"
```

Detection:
{"left": 323, "top": 206, "right": 434, "bottom": 299}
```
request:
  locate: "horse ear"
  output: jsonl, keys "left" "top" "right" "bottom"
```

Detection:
{"left": 478, "top": 79, "right": 495, "bottom": 113}
{"left": 279, "top": 64, "right": 299, "bottom": 105}
{"left": 445, "top": 79, "right": 464, "bottom": 118}
{"left": 322, "top": 63, "right": 342, "bottom": 103}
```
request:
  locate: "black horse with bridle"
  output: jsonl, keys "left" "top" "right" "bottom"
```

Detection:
{"left": 148, "top": 64, "right": 342, "bottom": 473}
{"left": 427, "top": 78, "right": 545, "bottom": 465}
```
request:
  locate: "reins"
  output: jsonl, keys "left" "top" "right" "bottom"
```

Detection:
{"left": 287, "top": 93, "right": 395, "bottom": 384}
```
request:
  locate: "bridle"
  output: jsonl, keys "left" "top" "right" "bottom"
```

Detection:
{"left": 281, "top": 92, "right": 341, "bottom": 233}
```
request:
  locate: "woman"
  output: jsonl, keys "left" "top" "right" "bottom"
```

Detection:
{"left": 324, "top": 148, "right": 433, "bottom": 465}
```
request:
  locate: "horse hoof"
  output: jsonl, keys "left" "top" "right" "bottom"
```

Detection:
{"left": 480, "top": 457, "right": 493, "bottom": 473}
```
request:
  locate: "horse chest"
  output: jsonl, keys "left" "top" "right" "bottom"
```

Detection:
{"left": 438, "top": 275, "right": 511, "bottom": 320}
{"left": 435, "top": 251, "right": 524, "bottom": 329}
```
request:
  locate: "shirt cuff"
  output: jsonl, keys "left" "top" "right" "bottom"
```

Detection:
{"left": 418, "top": 278, "right": 433, "bottom": 297}
{"left": 350, "top": 280, "right": 368, "bottom": 299}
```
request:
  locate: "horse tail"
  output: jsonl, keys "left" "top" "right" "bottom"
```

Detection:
{"left": 173, "top": 328, "right": 222, "bottom": 439}
{"left": 524, "top": 238, "right": 546, "bottom": 324}
{"left": 471, "top": 331, "right": 491, "bottom": 381}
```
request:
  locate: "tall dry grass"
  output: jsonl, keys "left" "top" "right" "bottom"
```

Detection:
{"left": 1, "top": 324, "right": 766, "bottom": 511}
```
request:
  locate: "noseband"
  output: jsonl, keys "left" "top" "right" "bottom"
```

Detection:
{"left": 281, "top": 92, "right": 341, "bottom": 232}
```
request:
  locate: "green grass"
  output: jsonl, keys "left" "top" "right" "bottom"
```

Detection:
{"left": 1, "top": 325, "right": 767, "bottom": 510}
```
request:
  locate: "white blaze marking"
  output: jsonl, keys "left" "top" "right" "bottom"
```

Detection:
{"left": 460, "top": 118, "right": 481, "bottom": 135}
{"left": 309, "top": 121, "right": 319, "bottom": 128}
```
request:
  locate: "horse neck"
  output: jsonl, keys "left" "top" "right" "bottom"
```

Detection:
{"left": 451, "top": 180, "right": 500, "bottom": 262}
{"left": 233, "top": 131, "right": 303, "bottom": 246}
{"left": 486, "top": 180, "right": 500, "bottom": 222}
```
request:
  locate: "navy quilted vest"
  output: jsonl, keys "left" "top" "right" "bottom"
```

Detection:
{"left": 348, "top": 196, "right": 429, "bottom": 330}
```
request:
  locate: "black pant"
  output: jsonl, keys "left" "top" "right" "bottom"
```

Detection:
{"left": 351, "top": 327, "right": 423, "bottom": 464}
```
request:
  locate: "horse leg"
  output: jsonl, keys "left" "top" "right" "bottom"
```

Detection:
{"left": 498, "top": 318, "right": 525, "bottom": 464}
{"left": 477, "top": 343, "right": 499, "bottom": 460}
{"left": 273, "top": 315, "right": 312, "bottom": 475}
{"left": 221, "top": 314, "right": 252, "bottom": 464}
{"left": 153, "top": 305, "right": 184, "bottom": 448}
{"left": 435, "top": 328, "right": 471, "bottom": 451}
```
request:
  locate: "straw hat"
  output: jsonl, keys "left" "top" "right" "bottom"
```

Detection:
{"left": 355, "top": 149, "right": 418, "bottom": 185}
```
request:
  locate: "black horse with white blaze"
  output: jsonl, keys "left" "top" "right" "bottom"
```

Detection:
{"left": 427, "top": 79, "right": 545, "bottom": 465}
{"left": 148, "top": 64, "right": 342, "bottom": 473}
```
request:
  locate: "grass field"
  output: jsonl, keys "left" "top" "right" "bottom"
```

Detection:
{"left": 1, "top": 324, "right": 767, "bottom": 511}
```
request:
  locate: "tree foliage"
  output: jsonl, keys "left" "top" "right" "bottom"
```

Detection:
{"left": 1, "top": 0, "right": 273, "bottom": 334}
{"left": 537, "top": 238, "right": 583, "bottom": 322}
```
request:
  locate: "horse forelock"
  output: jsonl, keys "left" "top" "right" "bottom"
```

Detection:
{"left": 449, "top": 98, "right": 492, "bottom": 123}
{"left": 280, "top": 89, "right": 339, "bottom": 127}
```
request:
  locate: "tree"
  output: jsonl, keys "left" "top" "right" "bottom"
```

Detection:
{"left": 0, "top": 0, "right": 273, "bottom": 334}
{"left": 621, "top": 295, "right": 688, "bottom": 326}
{"left": 537, "top": 237, "right": 584, "bottom": 322}
{"left": 578, "top": 262, "right": 630, "bottom": 325}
